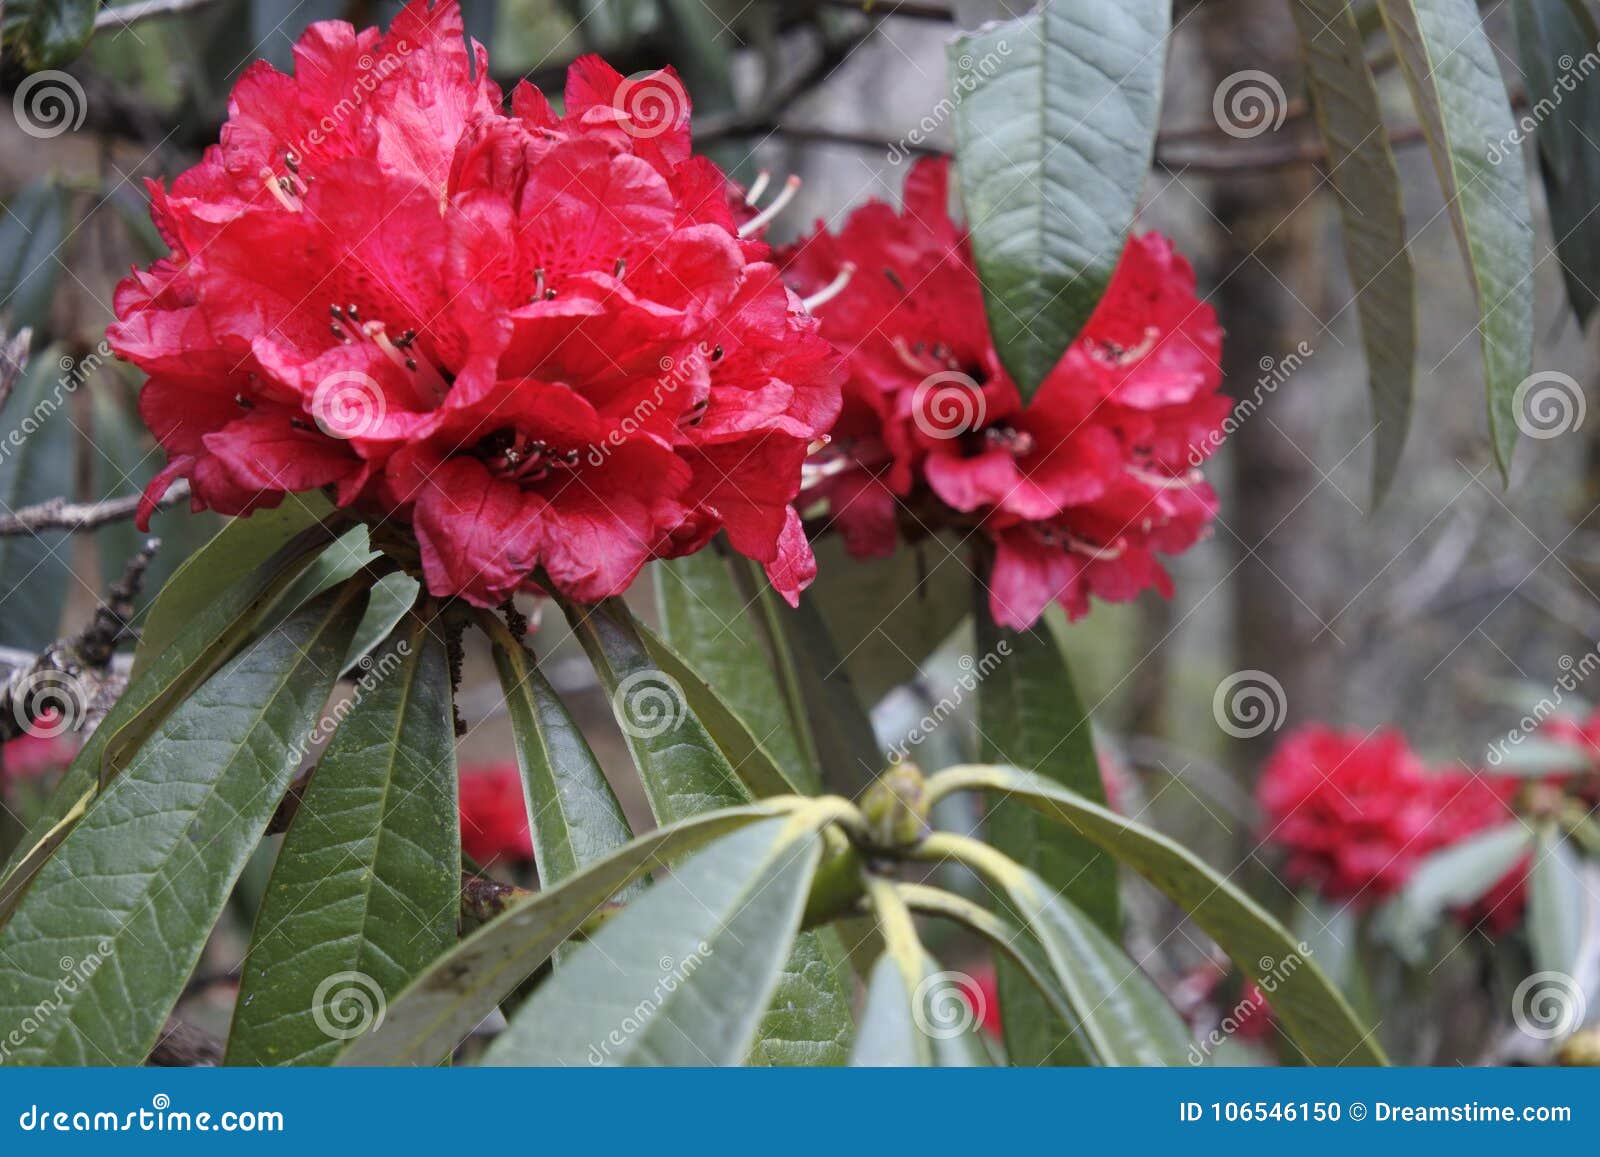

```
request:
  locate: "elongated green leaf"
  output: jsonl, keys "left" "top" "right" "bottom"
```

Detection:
{"left": 656, "top": 552, "right": 819, "bottom": 793}
{"left": 133, "top": 492, "right": 338, "bottom": 678}
{"left": 1514, "top": 0, "right": 1600, "bottom": 326}
{"left": 0, "top": 584, "right": 366, "bottom": 1064}
{"left": 783, "top": 594, "right": 884, "bottom": 796}
{"left": 227, "top": 613, "right": 457, "bottom": 1065}
{"left": 930, "top": 833, "right": 1189, "bottom": 1066}
{"left": 807, "top": 535, "right": 971, "bottom": 706}
{"left": 1375, "top": 0, "right": 1533, "bottom": 477}
{"left": 928, "top": 764, "right": 1388, "bottom": 1065}
{"left": 336, "top": 802, "right": 798, "bottom": 1066}
{"left": 564, "top": 596, "right": 857, "bottom": 1064}
{"left": 0, "top": 182, "right": 66, "bottom": 333}
{"left": 745, "top": 927, "right": 855, "bottom": 1067}
{"left": 1290, "top": 0, "right": 1416, "bottom": 504}
{"left": 485, "top": 615, "right": 631, "bottom": 887}
{"left": 639, "top": 620, "right": 801, "bottom": 799}
{"left": 1529, "top": 830, "right": 1585, "bottom": 978}
{"left": 0, "top": 522, "right": 335, "bottom": 911}
{"left": 342, "top": 572, "right": 420, "bottom": 675}
{"left": 951, "top": 0, "right": 1168, "bottom": 396}
{"left": 0, "top": 343, "right": 77, "bottom": 651}
{"left": 976, "top": 613, "right": 1116, "bottom": 1064}
{"left": 1, "top": 0, "right": 98, "bottom": 68}
{"left": 563, "top": 596, "right": 746, "bottom": 821}
{"left": 487, "top": 817, "right": 821, "bottom": 1065}
{"left": 1376, "top": 820, "right": 1535, "bottom": 958}
{"left": 253, "top": 524, "right": 376, "bottom": 636}
{"left": 852, "top": 954, "right": 933, "bottom": 1067}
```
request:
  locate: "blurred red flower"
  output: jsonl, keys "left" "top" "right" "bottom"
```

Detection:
{"left": 108, "top": 0, "right": 838, "bottom": 609}
{"left": 1, "top": 731, "right": 77, "bottom": 779}
{"left": 784, "top": 158, "right": 1227, "bottom": 629}
{"left": 459, "top": 763, "right": 533, "bottom": 865}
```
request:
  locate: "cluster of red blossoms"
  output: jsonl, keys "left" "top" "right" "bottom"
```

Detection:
{"left": 1257, "top": 725, "right": 1527, "bottom": 931}
{"left": 458, "top": 763, "right": 534, "bottom": 865}
{"left": 108, "top": 0, "right": 839, "bottom": 608}
{"left": 784, "top": 159, "right": 1229, "bottom": 630}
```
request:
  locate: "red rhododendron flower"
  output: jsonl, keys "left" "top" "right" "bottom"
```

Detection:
{"left": 784, "top": 158, "right": 1227, "bottom": 629}
{"left": 965, "top": 965, "right": 1003, "bottom": 1039}
{"left": 107, "top": 0, "right": 839, "bottom": 609}
{"left": 1258, "top": 725, "right": 1528, "bottom": 928}
{"left": 1, "top": 730, "right": 77, "bottom": 780}
{"left": 458, "top": 762, "right": 533, "bottom": 864}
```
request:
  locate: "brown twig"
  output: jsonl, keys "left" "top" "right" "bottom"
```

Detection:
{"left": 0, "top": 480, "right": 190, "bottom": 537}
{"left": 94, "top": 0, "right": 219, "bottom": 30}
{"left": 148, "top": 1016, "right": 222, "bottom": 1066}
{"left": 0, "top": 328, "right": 32, "bottom": 417}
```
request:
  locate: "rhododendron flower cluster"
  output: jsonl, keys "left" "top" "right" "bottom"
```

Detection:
{"left": 1258, "top": 725, "right": 1526, "bottom": 929}
{"left": 784, "top": 159, "right": 1228, "bottom": 630}
{"left": 458, "top": 763, "right": 534, "bottom": 865}
{"left": 108, "top": 0, "right": 839, "bottom": 608}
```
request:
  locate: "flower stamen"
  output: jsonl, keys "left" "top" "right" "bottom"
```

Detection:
{"left": 800, "top": 263, "right": 855, "bottom": 313}
{"left": 738, "top": 174, "right": 801, "bottom": 239}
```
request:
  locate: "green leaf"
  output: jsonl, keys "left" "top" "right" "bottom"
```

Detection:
{"left": 342, "top": 572, "right": 421, "bottom": 675}
{"left": 0, "top": 342, "right": 77, "bottom": 651}
{"left": 0, "top": 519, "right": 334, "bottom": 912}
{"left": 484, "top": 614, "right": 632, "bottom": 887}
{"left": 656, "top": 552, "right": 820, "bottom": 793}
{"left": 563, "top": 596, "right": 747, "bottom": 821}
{"left": 1375, "top": 821, "right": 1534, "bottom": 958}
{"left": 806, "top": 535, "right": 971, "bottom": 706}
{"left": 1375, "top": 0, "right": 1534, "bottom": 477}
{"left": 0, "top": 181, "right": 67, "bottom": 333}
{"left": 252, "top": 524, "right": 377, "bottom": 637}
{"left": 133, "top": 492, "right": 339, "bottom": 678}
{"left": 226, "top": 613, "right": 458, "bottom": 1065}
{"left": 0, "top": 584, "right": 366, "bottom": 1064}
{"left": 781, "top": 594, "right": 884, "bottom": 796}
{"left": 744, "top": 927, "right": 854, "bottom": 1067}
{"left": 976, "top": 613, "right": 1117, "bottom": 1064}
{"left": 1514, "top": 0, "right": 1600, "bottom": 326}
{"left": 1484, "top": 738, "right": 1596, "bottom": 776}
{"left": 563, "top": 595, "right": 857, "bottom": 1064}
{"left": 929, "top": 764, "right": 1389, "bottom": 1065}
{"left": 1, "top": 0, "right": 98, "bottom": 68}
{"left": 1529, "top": 830, "right": 1586, "bottom": 978}
{"left": 336, "top": 803, "right": 799, "bottom": 1066}
{"left": 851, "top": 954, "right": 934, "bottom": 1067}
{"left": 1289, "top": 0, "right": 1416, "bottom": 504}
{"left": 928, "top": 833, "right": 1189, "bottom": 1066}
{"left": 951, "top": 0, "right": 1169, "bottom": 396}
{"left": 486, "top": 817, "right": 821, "bottom": 1065}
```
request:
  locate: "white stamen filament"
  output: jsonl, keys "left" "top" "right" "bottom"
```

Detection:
{"left": 260, "top": 169, "right": 300, "bottom": 212}
{"left": 745, "top": 170, "right": 772, "bottom": 206}
{"left": 363, "top": 320, "right": 447, "bottom": 403}
{"left": 891, "top": 336, "right": 942, "bottom": 376}
{"left": 1126, "top": 463, "right": 1203, "bottom": 490}
{"left": 738, "top": 175, "right": 801, "bottom": 238}
{"left": 1066, "top": 535, "right": 1126, "bottom": 562}
{"left": 801, "top": 263, "right": 856, "bottom": 313}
